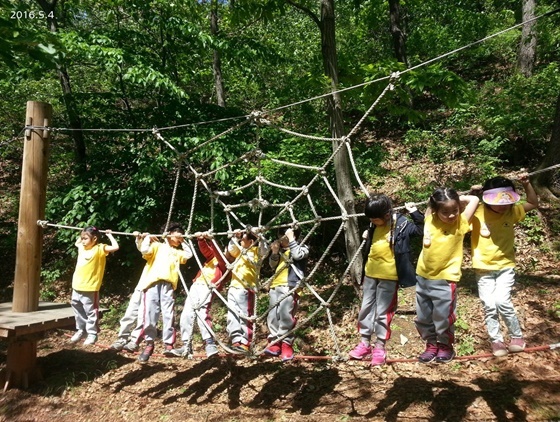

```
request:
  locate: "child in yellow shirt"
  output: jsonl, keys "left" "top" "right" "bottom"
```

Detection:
{"left": 70, "top": 226, "right": 119, "bottom": 346}
{"left": 471, "top": 174, "right": 538, "bottom": 356}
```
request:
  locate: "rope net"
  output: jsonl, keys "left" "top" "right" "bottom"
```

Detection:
{"left": 37, "top": 75, "right": 560, "bottom": 361}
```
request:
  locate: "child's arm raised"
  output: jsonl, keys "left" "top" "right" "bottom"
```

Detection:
{"left": 269, "top": 241, "right": 281, "bottom": 269}
{"left": 138, "top": 233, "right": 153, "bottom": 254}
{"left": 519, "top": 173, "right": 539, "bottom": 212}
{"left": 103, "top": 229, "right": 119, "bottom": 253}
{"left": 460, "top": 195, "right": 480, "bottom": 223}
{"left": 405, "top": 202, "right": 425, "bottom": 235}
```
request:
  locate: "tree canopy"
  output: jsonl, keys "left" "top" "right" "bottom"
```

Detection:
{"left": 1, "top": 0, "right": 560, "bottom": 292}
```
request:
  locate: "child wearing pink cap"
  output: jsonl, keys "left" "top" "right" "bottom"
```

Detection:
{"left": 471, "top": 174, "right": 538, "bottom": 357}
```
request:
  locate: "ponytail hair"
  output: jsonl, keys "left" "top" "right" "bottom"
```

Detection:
{"left": 81, "top": 226, "right": 100, "bottom": 244}
{"left": 428, "top": 188, "right": 460, "bottom": 213}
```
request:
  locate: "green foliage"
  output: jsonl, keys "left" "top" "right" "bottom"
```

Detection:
{"left": 477, "top": 63, "right": 560, "bottom": 166}
{"left": 548, "top": 301, "right": 560, "bottom": 319}
{"left": 456, "top": 333, "right": 476, "bottom": 357}
{"left": 519, "top": 214, "right": 547, "bottom": 246}
{"left": 0, "top": 0, "right": 58, "bottom": 72}
{"left": 360, "top": 61, "right": 471, "bottom": 123}
{"left": 1, "top": 0, "right": 559, "bottom": 297}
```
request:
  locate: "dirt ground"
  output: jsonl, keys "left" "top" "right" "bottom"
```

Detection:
{"left": 1, "top": 272, "right": 559, "bottom": 422}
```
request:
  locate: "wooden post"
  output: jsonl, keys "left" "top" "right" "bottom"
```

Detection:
{"left": 13, "top": 101, "right": 51, "bottom": 312}
{"left": 4, "top": 101, "right": 52, "bottom": 390}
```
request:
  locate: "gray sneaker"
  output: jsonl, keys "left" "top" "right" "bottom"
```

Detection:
{"left": 167, "top": 346, "right": 192, "bottom": 358}
{"left": 110, "top": 338, "right": 127, "bottom": 351}
{"left": 205, "top": 343, "right": 219, "bottom": 358}
{"left": 122, "top": 340, "right": 139, "bottom": 353}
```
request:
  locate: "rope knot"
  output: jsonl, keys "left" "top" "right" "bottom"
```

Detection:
{"left": 249, "top": 198, "right": 261, "bottom": 212}
{"left": 152, "top": 127, "right": 164, "bottom": 141}
{"left": 37, "top": 220, "right": 48, "bottom": 228}
{"left": 391, "top": 71, "right": 401, "bottom": 80}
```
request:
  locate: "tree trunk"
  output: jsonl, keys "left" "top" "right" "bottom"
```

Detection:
{"left": 388, "top": 0, "right": 408, "bottom": 67}
{"left": 37, "top": 0, "right": 87, "bottom": 175}
{"left": 518, "top": 0, "right": 537, "bottom": 77}
{"left": 533, "top": 93, "right": 560, "bottom": 200}
{"left": 319, "top": 0, "right": 363, "bottom": 283}
{"left": 211, "top": 0, "right": 226, "bottom": 107}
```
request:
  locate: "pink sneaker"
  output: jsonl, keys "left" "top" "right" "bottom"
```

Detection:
{"left": 349, "top": 341, "right": 372, "bottom": 360}
{"left": 491, "top": 341, "right": 508, "bottom": 357}
{"left": 508, "top": 337, "right": 526, "bottom": 353}
{"left": 370, "top": 344, "right": 386, "bottom": 366}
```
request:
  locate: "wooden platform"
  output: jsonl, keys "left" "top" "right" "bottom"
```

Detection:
{"left": 0, "top": 302, "right": 75, "bottom": 339}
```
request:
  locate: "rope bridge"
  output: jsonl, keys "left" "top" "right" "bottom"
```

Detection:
{"left": 28, "top": 9, "right": 560, "bottom": 360}
{"left": 37, "top": 73, "right": 560, "bottom": 360}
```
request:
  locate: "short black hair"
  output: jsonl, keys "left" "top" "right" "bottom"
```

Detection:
{"left": 364, "top": 194, "right": 393, "bottom": 219}
{"left": 164, "top": 222, "right": 185, "bottom": 234}
{"left": 482, "top": 176, "right": 516, "bottom": 192}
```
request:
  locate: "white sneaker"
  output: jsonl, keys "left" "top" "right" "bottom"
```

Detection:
{"left": 83, "top": 334, "right": 97, "bottom": 346}
{"left": 69, "top": 330, "right": 85, "bottom": 343}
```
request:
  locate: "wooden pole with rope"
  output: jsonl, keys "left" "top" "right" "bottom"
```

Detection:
{"left": 4, "top": 101, "right": 52, "bottom": 390}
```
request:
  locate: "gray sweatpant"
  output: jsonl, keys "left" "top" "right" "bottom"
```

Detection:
{"left": 117, "top": 288, "right": 143, "bottom": 341}
{"left": 357, "top": 276, "right": 399, "bottom": 344}
{"left": 71, "top": 289, "right": 99, "bottom": 336}
{"left": 138, "top": 281, "right": 176, "bottom": 345}
{"left": 267, "top": 285, "right": 298, "bottom": 345}
{"left": 180, "top": 282, "right": 215, "bottom": 344}
{"left": 415, "top": 276, "right": 457, "bottom": 346}
{"left": 226, "top": 286, "right": 255, "bottom": 345}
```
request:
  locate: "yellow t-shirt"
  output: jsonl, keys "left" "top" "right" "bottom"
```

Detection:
{"left": 137, "top": 242, "right": 189, "bottom": 291}
{"left": 72, "top": 243, "right": 108, "bottom": 292}
{"left": 270, "top": 249, "right": 290, "bottom": 288}
{"left": 364, "top": 223, "right": 398, "bottom": 281}
{"left": 471, "top": 203, "right": 525, "bottom": 270}
{"left": 194, "top": 257, "right": 219, "bottom": 285}
{"left": 230, "top": 245, "right": 259, "bottom": 289}
{"left": 416, "top": 214, "right": 471, "bottom": 282}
